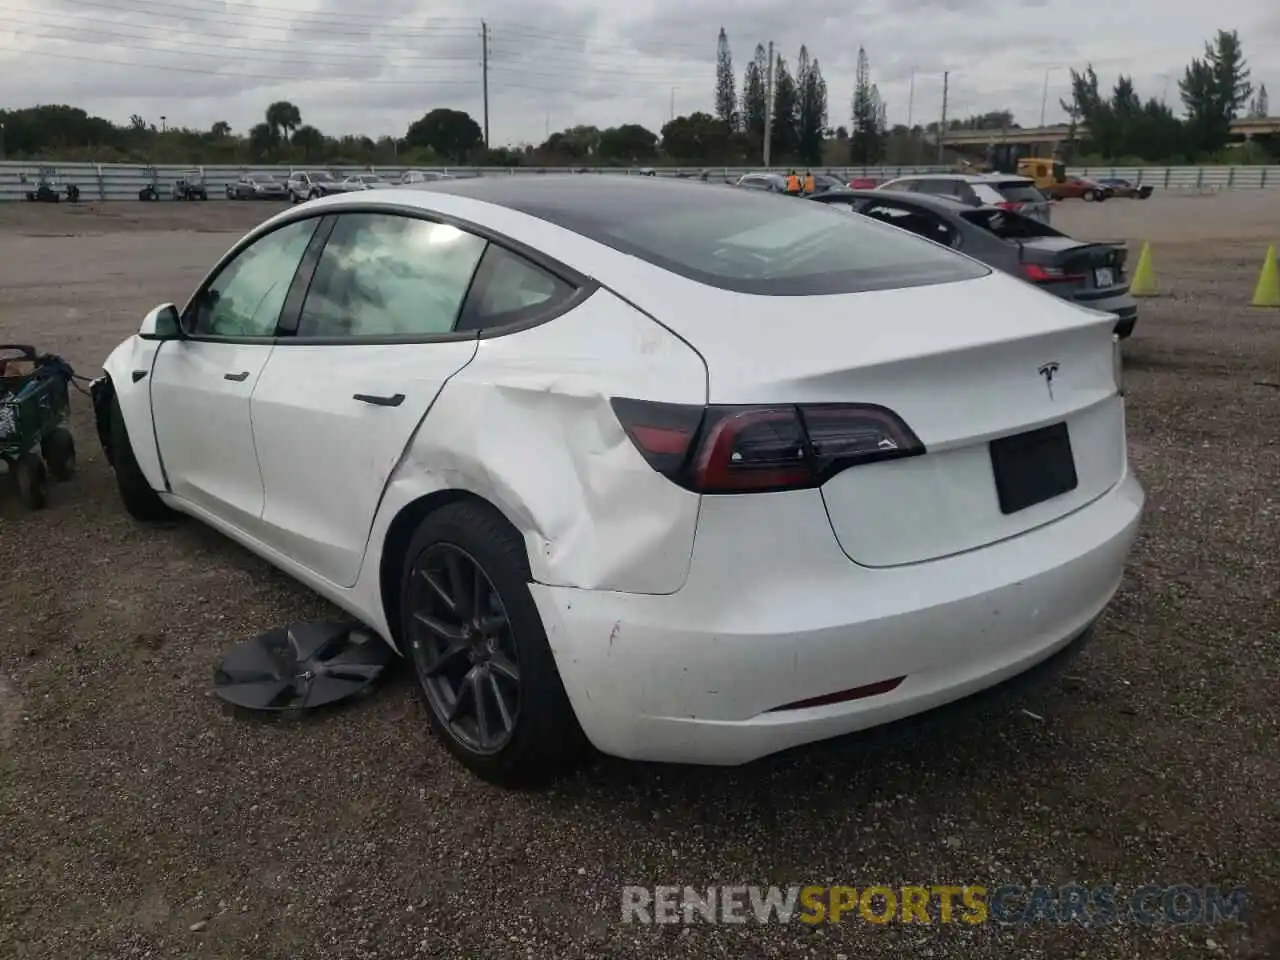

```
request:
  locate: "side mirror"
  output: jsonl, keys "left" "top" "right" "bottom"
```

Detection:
{"left": 139, "top": 303, "right": 182, "bottom": 341}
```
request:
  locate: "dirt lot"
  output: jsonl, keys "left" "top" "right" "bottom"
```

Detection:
{"left": 0, "top": 194, "right": 1277, "bottom": 959}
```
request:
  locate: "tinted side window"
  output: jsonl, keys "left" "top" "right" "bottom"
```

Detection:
{"left": 457, "top": 245, "right": 574, "bottom": 331}
{"left": 994, "top": 182, "right": 1047, "bottom": 203}
{"left": 189, "top": 217, "right": 318, "bottom": 337}
{"left": 862, "top": 203, "right": 956, "bottom": 246}
{"left": 296, "top": 213, "right": 487, "bottom": 339}
{"left": 914, "top": 179, "right": 959, "bottom": 197}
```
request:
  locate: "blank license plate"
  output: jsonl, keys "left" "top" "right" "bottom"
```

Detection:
{"left": 989, "top": 422, "right": 1079, "bottom": 515}
{"left": 1094, "top": 267, "right": 1114, "bottom": 287}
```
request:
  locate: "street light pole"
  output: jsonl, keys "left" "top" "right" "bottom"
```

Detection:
{"left": 907, "top": 68, "right": 916, "bottom": 129}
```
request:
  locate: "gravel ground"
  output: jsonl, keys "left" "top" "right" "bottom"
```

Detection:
{"left": 0, "top": 194, "right": 1277, "bottom": 959}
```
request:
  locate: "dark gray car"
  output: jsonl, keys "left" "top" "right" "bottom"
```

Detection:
{"left": 809, "top": 189, "right": 1137, "bottom": 337}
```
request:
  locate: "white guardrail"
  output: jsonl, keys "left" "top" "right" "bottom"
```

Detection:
{"left": 1, "top": 161, "right": 1278, "bottom": 201}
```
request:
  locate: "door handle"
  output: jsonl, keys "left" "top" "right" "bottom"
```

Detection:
{"left": 224, "top": 371, "right": 250, "bottom": 382}
{"left": 353, "top": 392, "right": 405, "bottom": 407}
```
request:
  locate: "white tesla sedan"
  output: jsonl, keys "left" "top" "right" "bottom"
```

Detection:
{"left": 91, "top": 177, "right": 1143, "bottom": 784}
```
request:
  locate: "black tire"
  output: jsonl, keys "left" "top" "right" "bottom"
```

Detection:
{"left": 41, "top": 427, "right": 76, "bottom": 481}
{"left": 109, "top": 397, "right": 173, "bottom": 521}
{"left": 13, "top": 452, "right": 48, "bottom": 509}
{"left": 399, "top": 500, "right": 588, "bottom": 786}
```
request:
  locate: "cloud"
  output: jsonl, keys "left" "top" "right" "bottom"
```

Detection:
{"left": 0, "top": 0, "right": 1275, "bottom": 145}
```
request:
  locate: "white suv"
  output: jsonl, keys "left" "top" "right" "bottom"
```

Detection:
{"left": 878, "top": 174, "right": 1053, "bottom": 223}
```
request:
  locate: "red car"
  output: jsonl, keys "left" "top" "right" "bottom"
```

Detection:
{"left": 847, "top": 176, "right": 885, "bottom": 189}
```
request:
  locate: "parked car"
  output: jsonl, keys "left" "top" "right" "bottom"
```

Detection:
{"left": 735, "top": 172, "right": 786, "bottom": 192}
{"left": 229, "top": 175, "right": 289, "bottom": 200}
{"left": 90, "top": 177, "right": 1141, "bottom": 785}
{"left": 810, "top": 188, "right": 1137, "bottom": 338}
{"left": 877, "top": 173, "right": 1053, "bottom": 224}
{"left": 400, "top": 170, "right": 454, "bottom": 185}
{"left": 287, "top": 170, "right": 342, "bottom": 203}
{"left": 809, "top": 174, "right": 848, "bottom": 193}
{"left": 1042, "top": 175, "right": 1112, "bottom": 202}
{"left": 847, "top": 176, "right": 886, "bottom": 189}
{"left": 172, "top": 170, "right": 208, "bottom": 201}
{"left": 1094, "top": 178, "right": 1154, "bottom": 200}
{"left": 339, "top": 173, "right": 393, "bottom": 192}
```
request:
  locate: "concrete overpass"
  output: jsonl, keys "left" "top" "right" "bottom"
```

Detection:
{"left": 939, "top": 116, "right": 1280, "bottom": 147}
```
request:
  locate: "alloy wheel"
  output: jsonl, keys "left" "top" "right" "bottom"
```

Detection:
{"left": 407, "top": 544, "right": 521, "bottom": 755}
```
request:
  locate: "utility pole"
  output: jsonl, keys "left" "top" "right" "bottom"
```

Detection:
{"left": 669, "top": 87, "right": 677, "bottom": 123}
{"left": 762, "top": 40, "right": 774, "bottom": 168}
{"left": 936, "top": 71, "right": 948, "bottom": 164}
{"left": 1039, "top": 67, "right": 1051, "bottom": 127}
{"left": 481, "top": 20, "right": 490, "bottom": 149}
{"left": 906, "top": 68, "right": 916, "bottom": 129}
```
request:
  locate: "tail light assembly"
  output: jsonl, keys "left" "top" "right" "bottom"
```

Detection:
{"left": 997, "top": 201, "right": 1024, "bottom": 212}
{"left": 610, "top": 398, "right": 926, "bottom": 494}
{"left": 1021, "top": 263, "right": 1086, "bottom": 284}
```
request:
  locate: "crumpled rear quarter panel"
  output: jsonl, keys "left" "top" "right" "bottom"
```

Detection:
{"left": 394, "top": 288, "right": 708, "bottom": 595}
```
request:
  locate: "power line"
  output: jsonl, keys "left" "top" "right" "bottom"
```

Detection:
{"left": 0, "top": 13, "right": 715, "bottom": 81}
{"left": 7, "top": 0, "right": 714, "bottom": 56}
{"left": 0, "top": 41, "right": 485, "bottom": 86}
{"left": 0, "top": 24, "right": 712, "bottom": 86}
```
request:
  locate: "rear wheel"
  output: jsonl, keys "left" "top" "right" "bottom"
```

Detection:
{"left": 400, "top": 500, "right": 588, "bottom": 786}
{"left": 109, "top": 397, "right": 173, "bottom": 522}
{"left": 41, "top": 427, "right": 75, "bottom": 481}
{"left": 13, "top": 453, "right": 48, "bottom": 509}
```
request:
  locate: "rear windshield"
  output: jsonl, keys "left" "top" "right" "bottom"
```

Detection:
{"left": 572, "top": 191, "right": 988, "bottom": 295}
{"left": 961, "top": 209, "right": 1061, "bottom": 239}
{"left": 992, "top": 181, "right": 1046, "bottom": 203}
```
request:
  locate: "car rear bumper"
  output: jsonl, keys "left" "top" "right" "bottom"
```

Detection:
{"left": 533, "top": 467, "right": 1144, "bottom": 766}
{"left": 1066, "top": 292, "right": 1137, "bottom": 339}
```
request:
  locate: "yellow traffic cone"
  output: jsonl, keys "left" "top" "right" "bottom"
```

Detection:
{"left": 1130, "top": 241, "right": 1156, "bottom": 297}
{"left": 1251, "top": 245, "right": 1280, "bottom": 308}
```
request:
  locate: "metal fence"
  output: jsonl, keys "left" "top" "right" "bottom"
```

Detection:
{"left": 0, "top": 162, "right": 953, "bottom": 202}
{"left": 2, "top": 160, "right": 1279, "bottom": 200}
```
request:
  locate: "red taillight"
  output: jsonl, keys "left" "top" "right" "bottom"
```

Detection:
{"left": 1021, "top": 263, "right": 1086, "bottom": 283}
{"left": 997, "top": 201, "right": 1023, "bottom": 212}
{"left": 610, "top": 398, "right": 925, "bottom": 494}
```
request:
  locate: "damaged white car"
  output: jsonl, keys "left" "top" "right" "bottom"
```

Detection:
{"left": 92, "top": 178, "right": 1143, "bottom": 784}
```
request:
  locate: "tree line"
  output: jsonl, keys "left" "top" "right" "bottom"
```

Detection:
{"left": 1058, "top": 29, "right": 1272, "bottom": 163}
{"left": 0, "top": 27, "right": 1275, "bottom": 168}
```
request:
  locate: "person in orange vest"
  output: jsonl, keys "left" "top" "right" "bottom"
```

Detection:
{"left": 803, "top": 170, "right": 816, "bottom": 194}
{"left": 785, "top": 170, "right": 801, "bottom": 194}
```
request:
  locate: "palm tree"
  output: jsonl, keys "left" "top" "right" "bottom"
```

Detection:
{"left": 264, "top": 101, "right": 302, "bottom": 143}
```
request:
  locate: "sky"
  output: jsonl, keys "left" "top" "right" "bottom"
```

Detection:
{"left": 1, "top": 0, "right": 1277, "bottom": 146}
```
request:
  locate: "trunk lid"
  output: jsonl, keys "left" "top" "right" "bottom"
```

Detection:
{"left": 650, "top": 270, "right": 1126, "bottom": 567}
{"left": 1019, "top": 239, "right": 1129, "bottom": 301}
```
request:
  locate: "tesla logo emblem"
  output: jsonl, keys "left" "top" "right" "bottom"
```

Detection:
{"left": 1037, "top": 362, "right": 1060, "bottom": 399}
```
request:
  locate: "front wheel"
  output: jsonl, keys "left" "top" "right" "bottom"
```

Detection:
{"left": 400, "top": 500, "right": 588, "bottom": 786}
{"left": 109, "top": 397, "right": 173, "bottom": 522}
